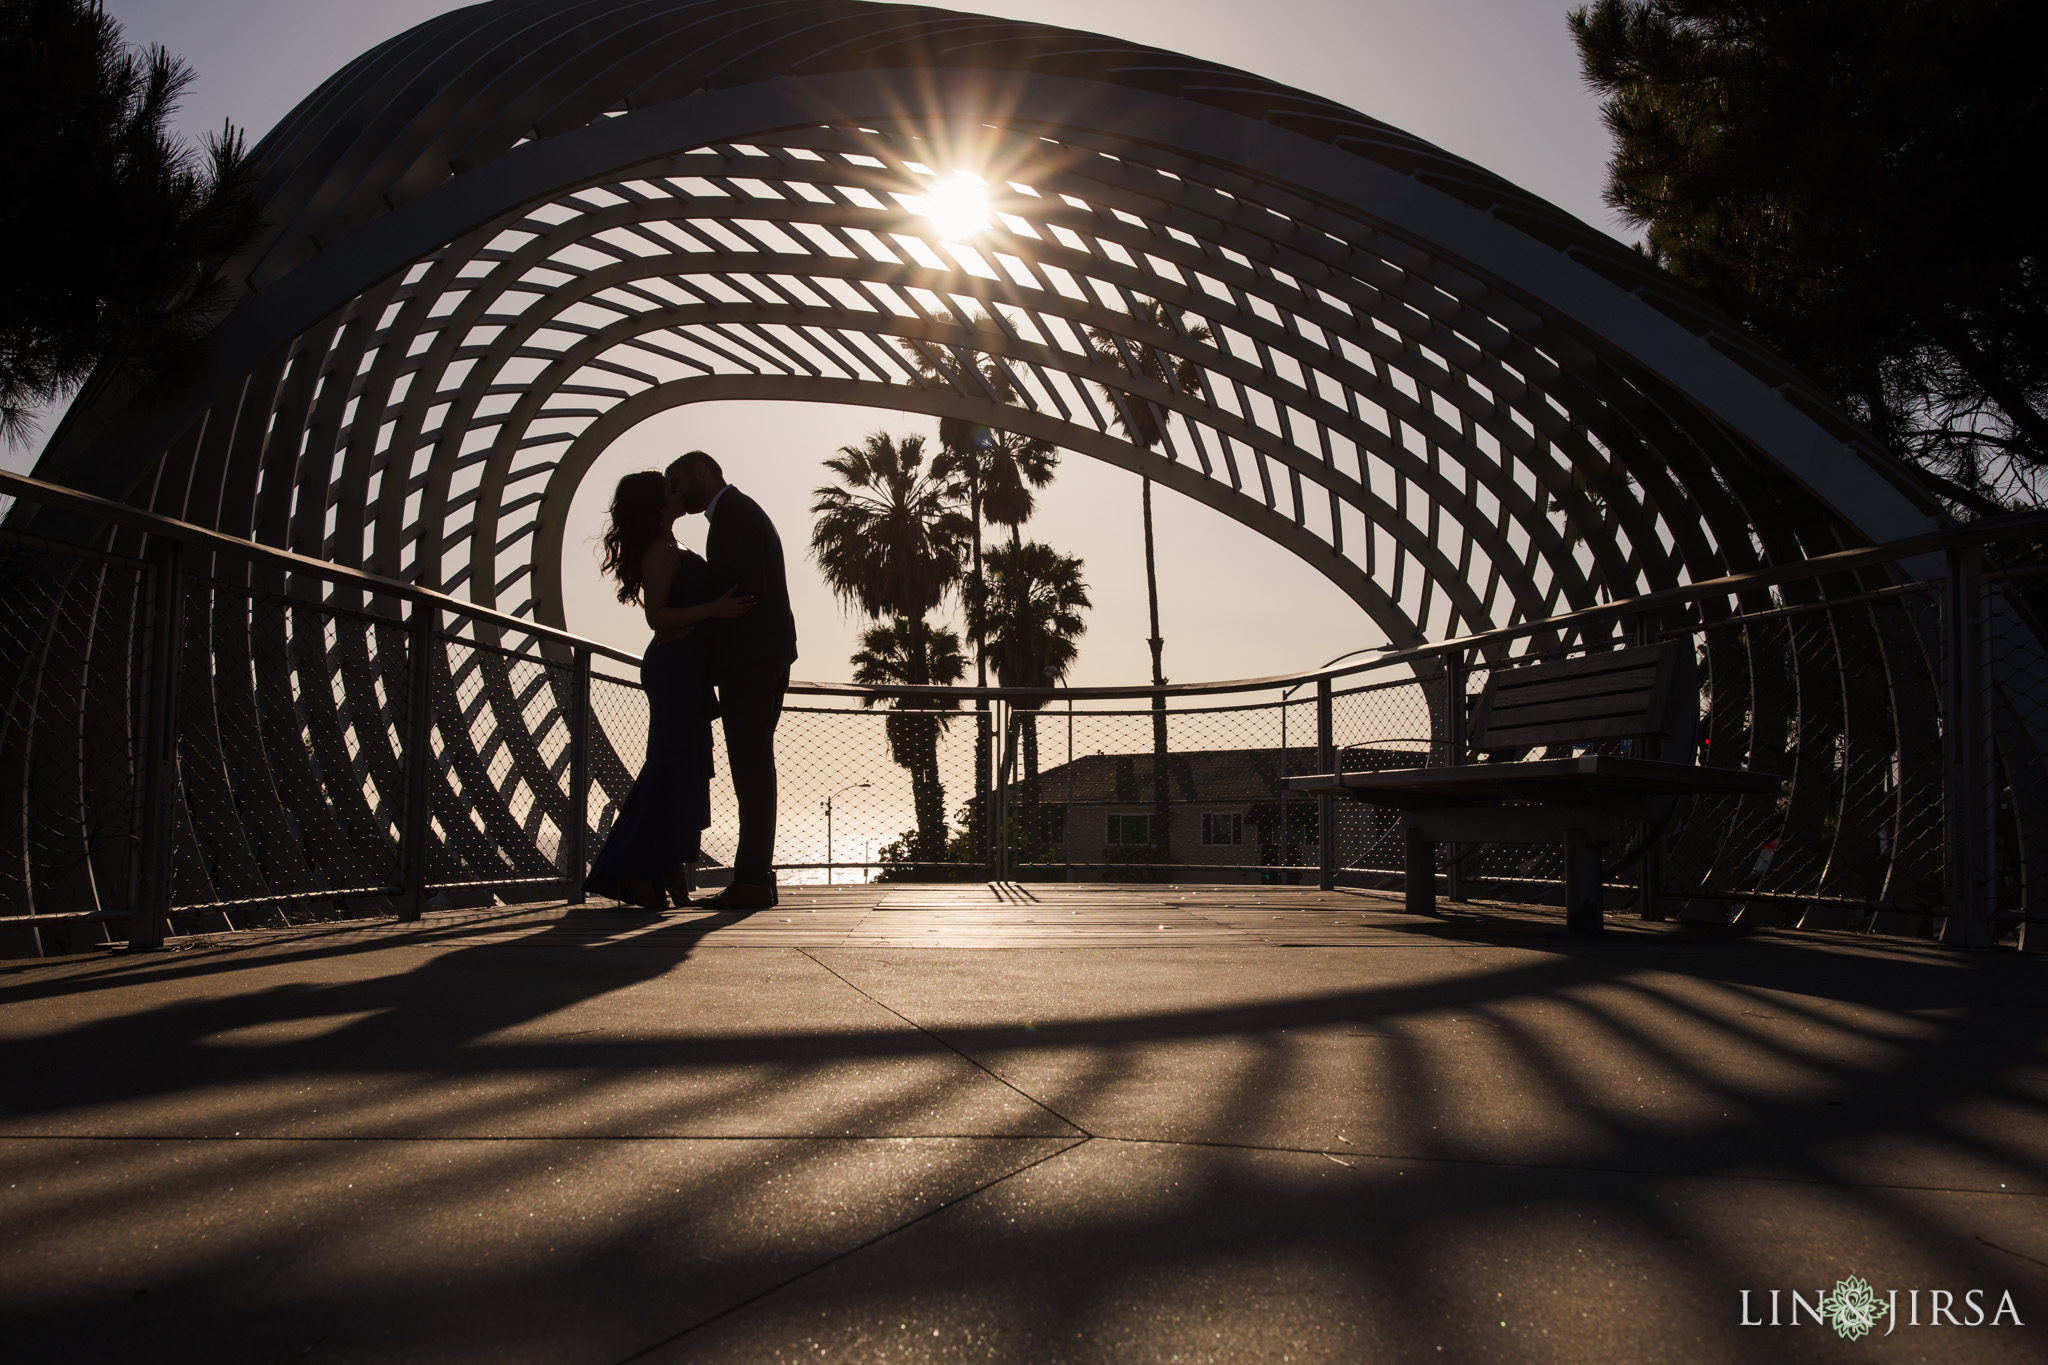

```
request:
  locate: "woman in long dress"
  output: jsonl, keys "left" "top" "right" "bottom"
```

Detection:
{"left": 585, "top": 470, "right": 752, "bottom": 910}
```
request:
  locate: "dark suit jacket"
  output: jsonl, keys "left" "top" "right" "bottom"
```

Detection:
{"left": 703, "top": 486, "right": 798, "bottom": 678}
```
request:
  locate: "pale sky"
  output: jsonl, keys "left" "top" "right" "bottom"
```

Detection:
{"left": 47, "top": 0, "right": 1620, "bottom": 688}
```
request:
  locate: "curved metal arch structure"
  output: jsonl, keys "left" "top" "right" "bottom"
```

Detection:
{"left": 33, "top": 0, "right": 1942, "bottom": 633}
{"left": 19, "top": 0, "right": 2034, "bottom": 939}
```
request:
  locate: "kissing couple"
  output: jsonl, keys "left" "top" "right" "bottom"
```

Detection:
{"left": 583, "top": 449, "right": 798, "bottom": 912}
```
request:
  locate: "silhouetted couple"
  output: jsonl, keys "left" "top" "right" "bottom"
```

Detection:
{"left": 584, "top": 450, "right": 797, "bottom": 911}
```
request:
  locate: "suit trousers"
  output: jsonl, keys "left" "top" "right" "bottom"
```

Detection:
{"left": 718, "top": 662, "right": 790, "bottom": 885}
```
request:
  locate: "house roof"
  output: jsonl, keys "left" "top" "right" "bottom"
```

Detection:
{"left": 993, "top": 746, "right": 1422, "bottom": 806}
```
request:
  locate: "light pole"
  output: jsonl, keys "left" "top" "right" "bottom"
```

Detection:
{"left": 1045, "top": 665, "right": 1073, "bottom": 881}
{"left": 824, "top": 781, "right": 869, "bottom": 885}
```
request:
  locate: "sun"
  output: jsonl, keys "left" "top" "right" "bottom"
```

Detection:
{"left": 914, "top": 171, "right": 991, "bottom": 242}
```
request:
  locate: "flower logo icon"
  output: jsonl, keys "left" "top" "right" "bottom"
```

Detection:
{"left": 1819, "top": 1276, "right": 1889, "bottom": 1340}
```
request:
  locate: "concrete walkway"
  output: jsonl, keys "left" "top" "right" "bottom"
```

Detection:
{"left": 2, "top": 885, "right": 2044, "bottom": 1363}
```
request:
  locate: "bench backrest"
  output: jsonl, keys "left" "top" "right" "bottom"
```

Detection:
{"left": 1470, "top": 641, "right": 1696, "bottom": 757}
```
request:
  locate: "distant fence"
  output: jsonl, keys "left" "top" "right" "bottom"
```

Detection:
{"left": 2, "top": 468, "right": 2043, "bottom": 954}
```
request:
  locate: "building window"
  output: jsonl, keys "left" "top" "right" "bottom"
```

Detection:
{"left": 1201, "top": 813, "right": 1243, "bottom": 846}
{"left": 1106, "top": 814, "right": 1153, "bottom": 845}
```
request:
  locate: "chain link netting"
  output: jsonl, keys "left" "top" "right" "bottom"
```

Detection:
{"left": 1984, "top": 574, "right": 2048, "bottom": 938}
{"left": 6, "top": 505, "right": 2047, "bottom": 953}
{"left": 164, "top": 577, "right": 413, "bottom": 924}
{"left": 0, "top": 531, "right": 152, "bottom": 947}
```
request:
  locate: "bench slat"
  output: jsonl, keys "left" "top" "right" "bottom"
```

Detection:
{"left": 1472, "top": 643, "right": 1681, "bottom": 751}
{"left": 1486, "top": 692, "right": 1663, "bottom": 730}
{"left": 1487, "top": 666, "right": 1661, "bottom": 710}
{"left": 1485, "top": 715, "right": 1666, "bottom": 747}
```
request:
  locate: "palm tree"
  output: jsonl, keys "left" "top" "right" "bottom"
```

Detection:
{"left": 1087, "top": 298, "right": 1210, "bottom": 870}
{"left": 964, "top": 542, "right": 1089, "bottom": 868}
{"left": 900, "top": 312, "right": 1061, "bottom": 866}
{"left": 811, "top": 431, "right": 973, "bottom": 862}
{"left": 811, "top": 430, "right": 970, "bottom": 619}
{"left": 849, "top": 617, "right": 965, "bottom": 863}
{"left": 970, "top": 427, "right": 1059, "bottom": 548}
{"left": 900, "top": 312, "right": 1061, "bottom": 599}
{"left": 1085, "top": 297, "right": 1210, "bottom": 689}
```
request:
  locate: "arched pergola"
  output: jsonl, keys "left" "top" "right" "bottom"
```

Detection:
{"left": 16, "top": 0, "right": 2015, "bottom": 940}
{"left": 29, "top": 0, "right": 1938, "bottom": 638}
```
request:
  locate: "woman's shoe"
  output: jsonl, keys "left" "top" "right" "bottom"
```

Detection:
{"left": 702, "top": 882, "right": 777, "bottom": 910}
{"left": 614, "top": 875, "right": 665, "bottom": 912}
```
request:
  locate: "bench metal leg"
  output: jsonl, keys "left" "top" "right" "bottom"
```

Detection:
{"left": 1638, "top": 830, "right": 1663, "bottom": 922}
{"left": 1564, "top": 827, "right": 1603, "bottom": 934}
{"left": 1405, "top": 825, "right": 1437, "bottom": 915}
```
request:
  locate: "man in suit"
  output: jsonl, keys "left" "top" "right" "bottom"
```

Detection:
{"left": 667, "top": 450, "right": 799, "bottom": 909}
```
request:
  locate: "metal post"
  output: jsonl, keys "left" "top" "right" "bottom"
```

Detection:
{"left": 1277, "top": 692, "right": 1293, "bottom": 887}
{"left": 1443, "top": 651, "right": 1469, "bottom": 903}
{"left": 1065, "top": 686, "right": 1075, "bottom": 882}
{"left": 1316, "top": 674, "right": 1335, "bottom": 891}
{"left": 993, "top": 700, "right": 1013, "bottom": 882}
{"left": 1564, "top": 825, "right": 1604, "bottom": 934}
{"left": 1632, "top": 616, "right": 1664, "bottom": 921}
{"left": 128, "top": 538, "right": 184, "bottom": 950}
{"left": 1942, "top": 544, "right": 1997, "bottom": 948}
{"left": 977, "top": 702, "right": 993, "bottom": 874}
{"left": 398, "top": 601, "right": 436, "bottom": 922}
{"left": 1403, "top": 823, "right": 1436, "bottom": 915}
{"left": 564, "top": 646, "right": 591, "bottom": 904}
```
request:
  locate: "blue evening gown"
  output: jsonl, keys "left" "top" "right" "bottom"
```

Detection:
{"left": 585, "top": 549, "right": 719, "bottom": 899}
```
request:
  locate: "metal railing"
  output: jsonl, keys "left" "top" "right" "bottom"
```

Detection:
{"left": 3, "top": 466, "right": 2044, "bottom": 955}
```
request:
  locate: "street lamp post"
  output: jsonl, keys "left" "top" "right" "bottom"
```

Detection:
{"left": 824, "top": 781, "right": 870, "bottom": 885}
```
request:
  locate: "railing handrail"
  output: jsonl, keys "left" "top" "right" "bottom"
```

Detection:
{"left": 8, "top": 465, "right": 2045, "bottom": 704}
{"left": 0, "top": 467, "right": 646, "bottom": 668}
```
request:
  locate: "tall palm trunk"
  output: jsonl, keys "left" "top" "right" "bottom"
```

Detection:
{"left": 1142, "top": 478, "right": 1170, "bottom": 869}
{"left": 883, "top": 615, "right": 949, "bottom": 863}
{"left": 970, "top": 471, "right": 990, "bottom": 872}
{"left": 908, "top": 720, "right": 946, "bottom": 862}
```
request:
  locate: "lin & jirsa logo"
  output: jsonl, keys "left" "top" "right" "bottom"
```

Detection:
{"left": 1741, "top": 1276, "right": 2024, "bottom": 1339}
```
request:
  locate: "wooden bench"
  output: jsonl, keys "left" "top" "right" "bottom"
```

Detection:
{"left": 1284, "top": 641, "right": 1779, "bottom": 931}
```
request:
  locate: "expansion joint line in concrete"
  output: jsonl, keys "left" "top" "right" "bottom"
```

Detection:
{"left": 794, "top": 947, "right": 1092, "bottom": 1137}
{"left": 609, "top": 1134, "right": 1088, "bottom": 1364}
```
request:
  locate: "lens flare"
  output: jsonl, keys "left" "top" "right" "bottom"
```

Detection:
{"left": 915, "top": 172, "right": 990, "bottom": 241}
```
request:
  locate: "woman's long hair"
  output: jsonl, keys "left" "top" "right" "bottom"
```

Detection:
{"left": 599, "top": 470, "right": 673, "bottom": 604}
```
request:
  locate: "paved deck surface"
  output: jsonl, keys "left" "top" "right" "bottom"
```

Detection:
{"left": 2, "top": 883, "right": 2044, "bottom": 1363}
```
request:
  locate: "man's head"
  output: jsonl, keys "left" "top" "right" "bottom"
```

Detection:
{"left": 666, "top": 449, "right": 725, "bottom": 514}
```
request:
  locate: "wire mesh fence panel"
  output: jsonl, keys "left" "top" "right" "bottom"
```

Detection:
{"left": 1327, "top": 673, "right": 1433, "bottom": 879}
{"left": 586, "top": 668, "right": 650, "bottom": 868}
{"left": 998, "top": 695, "right": 1314, "bottom": 882}
{"left": 1989, "top": 579, "right": 2048, "bottom": 940}
{"left": 164, "top": 579, "right": 413, "bottom": 922}
{"left": 1873, "top": 594, "right": 1948, "bottom": 930}
{"left": 428, "top": 634, "right": 574, "bottom": 897}
{"left": 0, "top": 534, "right": 152, "bottom": 941}
{"left": 780, "top": 693, "right": 985, "bottom": 882}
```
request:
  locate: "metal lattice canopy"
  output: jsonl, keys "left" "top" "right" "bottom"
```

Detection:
{"left": 29, "top": 0, "right": 1943, "bottom": 651}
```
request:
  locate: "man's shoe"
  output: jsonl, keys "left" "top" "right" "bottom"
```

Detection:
{"left": 703, "top": 882, "right": 777, "bottom": 910}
